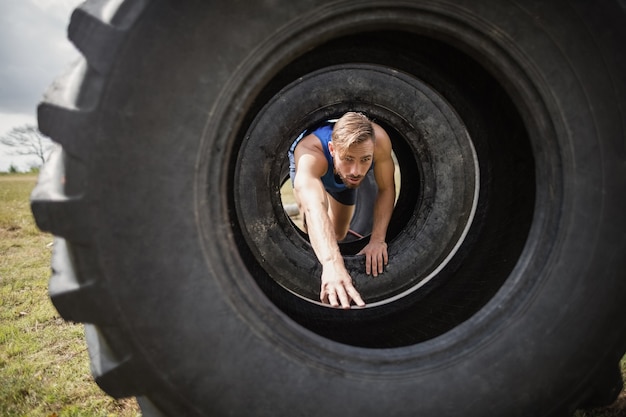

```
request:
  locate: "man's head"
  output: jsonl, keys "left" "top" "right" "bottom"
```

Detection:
{"left": 331, "top": 112, "right": 375, "bottom": 150}
{"left": 328, "top": 112, "right": 375, "bottom": 189}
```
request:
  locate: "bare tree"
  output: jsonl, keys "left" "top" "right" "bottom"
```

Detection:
{"left": 0, "top": 124, "right": 53, "bottom": 168}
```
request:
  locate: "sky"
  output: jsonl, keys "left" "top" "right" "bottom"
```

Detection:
{"left": 0, "top": 0, "right": 84, "bottom": 171}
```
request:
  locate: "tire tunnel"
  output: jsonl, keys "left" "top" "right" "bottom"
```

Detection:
{"left": 31, "top": 1, "right": 626, "bottom": 416}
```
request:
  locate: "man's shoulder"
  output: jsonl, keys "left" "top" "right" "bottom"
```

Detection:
{"left": 373, "top": 123, "right": 393, "bottom": 156}
{"left": 293, "top": 133, "right": 329, "bottom": 178}
{"left": 372, "top": 122, "right": 390, "bottom": 141}
{"left": 294, "top": 133, "right": 327, "bottom": 165}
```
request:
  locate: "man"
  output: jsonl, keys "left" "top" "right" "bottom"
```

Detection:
{"left": 288, "top": 112, "right": 396, "bottom": 309}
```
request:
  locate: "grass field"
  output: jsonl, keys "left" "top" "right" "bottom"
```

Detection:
{"left": 0, "top": 173, "right": 624, "bottom": 416}
{"left": 0, "top": 174, "right": 140, "bottom": 417}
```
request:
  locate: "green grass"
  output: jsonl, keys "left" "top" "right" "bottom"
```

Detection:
{"left": 0, "top": 174, "right": 140, "bottom": 417}
{"left": 1, "top": 173, "right": 625, "bottom": 416}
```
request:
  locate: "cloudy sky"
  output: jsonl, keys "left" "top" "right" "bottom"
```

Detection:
{"left": 0, "top": 0, "right": 83, "bottom": 171}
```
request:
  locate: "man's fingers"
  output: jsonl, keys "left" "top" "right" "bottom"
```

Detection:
{"left": 321, "top": 283, "right": 365, "bottom": 308}
{"left": 327, "top": 291, "right": 339, "bottom": 307}
{"left": 359, "top": 243, "right": 389, "bottom": 276}
{"left": 378, "top": 253, "right": 385, "bottom": 274}
{"left": 320, "top": 287, "right": 335, "bottom": 306}
{"left": 370, "top": 253, "right": 378, "bottom": 277}
{"left": 336, "top": 287, "right": 351, "bottom": 309}
{"left": 346, "top": 284, "right": 365, "bottom": 307}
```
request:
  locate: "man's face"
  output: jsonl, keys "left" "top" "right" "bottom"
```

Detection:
{"left": 329, "top": 139, "right": 375, "bottom": 189}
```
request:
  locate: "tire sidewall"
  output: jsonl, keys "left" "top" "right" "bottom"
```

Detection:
{"left": 83, "top": 1, "right": 626, "bottom": 415}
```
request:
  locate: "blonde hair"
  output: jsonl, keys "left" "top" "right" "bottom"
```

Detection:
{"left": 331, "top": 112, "right": 374, "bottom": 152}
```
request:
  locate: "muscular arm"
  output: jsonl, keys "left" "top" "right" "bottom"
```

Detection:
{"left": 358, "top": 124, "right": 396, "bottom": 276}
{"left": 292, "top": 136, "right": 365, "bottom": 308}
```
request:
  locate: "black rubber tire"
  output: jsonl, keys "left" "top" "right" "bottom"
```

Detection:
{"left": 237, "top": 64, "right": 479, "bottom": 308}
{"left": 31, "top": 1, "right": 626, "bottom": 416}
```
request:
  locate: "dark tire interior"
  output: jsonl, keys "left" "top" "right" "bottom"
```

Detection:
{"left": 232, "top": 33, "right": 535, "bottom": 347}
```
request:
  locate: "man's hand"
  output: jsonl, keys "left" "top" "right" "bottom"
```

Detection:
{"left": 320, "top": 264, "right": 365, "bottom": 309}
{"left": 358, "top": 241, "right": 388, "bottom": 277}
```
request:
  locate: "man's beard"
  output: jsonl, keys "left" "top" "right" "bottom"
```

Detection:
{"left": 336, "top": 171, "right": 363, "bottom": 189}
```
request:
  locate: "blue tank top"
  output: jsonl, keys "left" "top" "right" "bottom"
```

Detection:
{"left": 312, "top": 125, "right": 347, "bottom": 193}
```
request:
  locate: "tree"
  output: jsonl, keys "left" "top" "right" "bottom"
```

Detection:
{"left": 0, "top": 124, "right": 54, "bottom": 168}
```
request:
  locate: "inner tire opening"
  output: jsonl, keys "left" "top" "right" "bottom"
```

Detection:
{"left": 229, "top": 31, "right": 534, "bottom": 348}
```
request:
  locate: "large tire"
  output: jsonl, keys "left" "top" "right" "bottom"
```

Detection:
{"left": 31, "top": 1, "right": 626, "bottom": 416}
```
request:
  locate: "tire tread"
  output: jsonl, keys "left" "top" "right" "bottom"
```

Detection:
{"left": 31, "top": 0, "right": 153, "bottom": 402}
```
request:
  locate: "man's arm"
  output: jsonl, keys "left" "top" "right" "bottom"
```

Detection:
{"left": 292, "top": 137, "right": 365, "bottom": 308}
{"left": 358, "top": 124, "right": 396, "bottom": 276}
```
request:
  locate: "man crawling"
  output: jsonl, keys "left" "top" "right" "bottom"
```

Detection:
{"left": 288, "top": 112, "right": 396, "bottom": 308}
